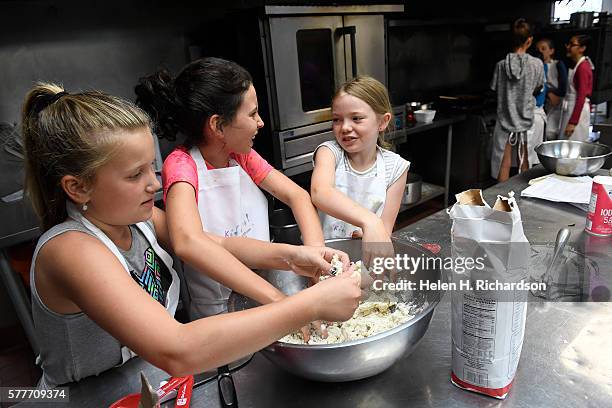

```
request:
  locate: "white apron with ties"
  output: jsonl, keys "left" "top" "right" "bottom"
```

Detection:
{"left": 320, "top": 149, "right": 387, "bottom": 239}
{"left": 490, "top": 124, "right": 529, "bottom": 179}
{"left": 66, "top": 201, "right": 180, "bottom": 365}
{"left": 183, "top": 147, "right": 269, "bottom": 319}
{"left": 526, "top": 106, "right": 546, "bottom": 165}
{"left": 559, "top": 56, "right": 594, "bottom": 142}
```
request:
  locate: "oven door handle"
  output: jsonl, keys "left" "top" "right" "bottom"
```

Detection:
{"left": 335, "top": 26, "right": 357, "bottom": 78}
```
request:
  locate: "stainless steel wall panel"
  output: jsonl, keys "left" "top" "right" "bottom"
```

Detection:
{"left": 268, "top": 16, "right": 345, "bottom": 130}
{"left": 342, "top": 15, "right": 386, "bottom": 85}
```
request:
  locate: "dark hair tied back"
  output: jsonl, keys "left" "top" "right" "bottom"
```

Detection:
{"left": 136, "top": 57, "right": 253, "bottom": 148}
{"left": 135, "top": 70, "right": 181, "bottom": 141}
{"left": 575, "top": 34, "right": 592, "bottom": 53}
{"left": 511, "top": 18, "right": 532, "bottom": 49}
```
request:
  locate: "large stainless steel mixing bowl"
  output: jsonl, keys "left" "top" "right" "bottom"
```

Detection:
{"left": 228, "top": 238, "right": 442, "bottom": 382}
{"left": 535, "top": 140, "right": 611, "bottom": 176}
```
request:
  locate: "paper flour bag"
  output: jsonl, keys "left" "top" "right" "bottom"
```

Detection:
{"left": 448, "top": 190, "right": 530, "bottom": 399}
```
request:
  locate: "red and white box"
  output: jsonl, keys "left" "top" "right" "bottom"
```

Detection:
{"left": 586, "top": 175, "right": 612, "bottom": 237}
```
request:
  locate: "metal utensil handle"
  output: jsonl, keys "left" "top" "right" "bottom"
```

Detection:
{"left": 543, "top": 228, "right": 571, "bottom": 295}
{"left": 547, "top": 228, "right": 571, "bottom": 275}
{"left": 336, "top": 26, "right": 357, "bottom": 77}
{"left": 217, "top": 365, "right": 238, "bottom": 407}
{"left": 531, "top": 228, "right": 571, "bottom": 299}
{"left": 139, "top": 371, "right": 160, "bottom": 408}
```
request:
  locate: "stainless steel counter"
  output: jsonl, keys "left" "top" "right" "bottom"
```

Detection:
{"left": 17, "top": 166, "right": 612, "bottom": 408}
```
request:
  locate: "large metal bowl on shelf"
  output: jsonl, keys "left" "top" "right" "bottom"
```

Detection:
{"left": 228, "top": 238, "right": 442, "bottom": 382}
{"left": 535, "top": 140, "right": 612, "bottom": 176}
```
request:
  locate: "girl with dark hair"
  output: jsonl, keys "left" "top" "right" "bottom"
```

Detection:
{"left": 23, "top": 83, "right": 360, "bottom": 389}
{"left": 136, "top": 58, "right": 325, "bottom": 320}
{"left": 559, "top": 35, "right": 594, "bottom": 141}
{"left": 536, "top": 38, "right": 568, "bottom": 140}
{"left": 490, "top": 18, "right": 545, "bottom": 181}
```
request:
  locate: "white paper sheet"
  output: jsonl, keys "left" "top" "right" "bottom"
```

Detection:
{"left": 521, "top": 175, "right": 592, "bottom": 204}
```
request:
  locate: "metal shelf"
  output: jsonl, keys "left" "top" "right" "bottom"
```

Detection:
{"left": 399, "top": 182, "right": 445, "bottom": 212}
{"left": 386, "top": 115, "right": 466, "bottom": 144}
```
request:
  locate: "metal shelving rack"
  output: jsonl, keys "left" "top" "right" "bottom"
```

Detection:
{"left": 388, "top": 106, "right": 466, "bottom": 210}
{"left": 399, "top": 182, "right": 445, "bottom": 212}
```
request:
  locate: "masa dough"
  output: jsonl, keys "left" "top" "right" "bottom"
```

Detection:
{"left": 281, "top": 254, "right": 415, "bottom": 344}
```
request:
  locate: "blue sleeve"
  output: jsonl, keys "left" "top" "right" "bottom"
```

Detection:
{"left": 535, "top": 63, "right": 547, "bottom": 107}
{"left": 553, "top": 60, "right": 568, "bottom": 97}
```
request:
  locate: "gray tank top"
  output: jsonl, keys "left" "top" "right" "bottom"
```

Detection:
{"left": 30, "top": 219, "right": 169, "bottom": 389}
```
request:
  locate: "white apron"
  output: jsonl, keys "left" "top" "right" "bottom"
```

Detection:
{"left": 321, "top": 150, "right": 386, "bottom": 239}
{"left": 526, "top": 106, "right": 546, "bottom": 166}
{"left": 544, "top": 60, "right": 563, "bottom": 140}
{"left": 66, "top": 201, "right": 180, "bottom": 365}
{"left": 490, "top": 123, "right": 529, "bottom": 179}
{"left": 559, "top": 56, "right": 593, "bottom": 142}
{"left": 184, "top": 147, "right": 269, "bottom": 319}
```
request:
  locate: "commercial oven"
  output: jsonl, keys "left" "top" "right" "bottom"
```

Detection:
{"left": 198, "top": 5, "right": 403, "bottom": 176}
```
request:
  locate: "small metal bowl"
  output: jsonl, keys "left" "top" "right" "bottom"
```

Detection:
{"left": 535, "top": 140, "right": 611, "bottom": 176}
{"left": 228, "top": 238, "right": 442, "bottom": 382}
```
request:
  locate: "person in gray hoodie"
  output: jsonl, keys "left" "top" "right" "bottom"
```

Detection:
{"left": 490, "top": 18, "right": 545, "bottom": 181}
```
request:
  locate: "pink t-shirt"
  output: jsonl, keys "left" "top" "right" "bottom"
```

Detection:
{"left": 162, "top": 146, "right": 273, "bottom": 204}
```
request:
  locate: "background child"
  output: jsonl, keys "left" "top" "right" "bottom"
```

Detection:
{"left": 311, "top": 75, "right": 409, "bottom": 266}
{"left": 23, "top": 83, "right": 360, "bottom": 389}
{"left": 559, "top": 35, "right": 594, "bottom": 141}
{"left": 536, "top": 38, "right": 568, "bottom": 140}
{"left": 526, "top": 60, "right": 548, "bottom": 167}
{"left": 490, "top": 18, "right": 544, "bottom": 182}
{"left": 136, "top": 58, "right": 325, "bottom": 319}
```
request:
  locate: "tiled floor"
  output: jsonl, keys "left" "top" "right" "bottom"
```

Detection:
{"left": 0, "top": 324, "right": 40, "bottom": 408}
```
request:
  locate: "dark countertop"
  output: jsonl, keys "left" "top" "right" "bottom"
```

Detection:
{"left": 17, "top": 166, "right": 612, "bottom": 408}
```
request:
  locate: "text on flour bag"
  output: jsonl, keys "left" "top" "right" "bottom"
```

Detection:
{"left": 448, "top": 190, "right": 530, "bottom": 399}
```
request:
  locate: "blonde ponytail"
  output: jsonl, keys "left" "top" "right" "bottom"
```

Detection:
{"left": 22, "top": 83, "right": 151, "bottom": 230}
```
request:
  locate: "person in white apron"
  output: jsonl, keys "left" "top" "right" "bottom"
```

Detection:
{"left": 536, "top": 38, "right": 568, "bottom": 140}
{"left": 183, "top": 146, "right": 270, "bottom": 318}
{"left": 525, "top": 63, "right": 548, "bottom": 166}
{"left": 526, "top": 106, "right": 546, "bottom": 166}
{"left": 31, "top": 201, "right": 181, "bottom": 389}
{"left": 559, "top": 36, "right": 594, "bottom": 142}
{"left": 319, "top": 149, "right": 387, "bottom": 239}
{"left": 489, "top": 19, "right": 544, "bottom": 181}
{"left": 66, "top": 202, "right": 181, "bottom": 363}
{"left": 136, "top": 58, "right": 326, "bottom": 320}
{"left": 25, "top": 83, "right": 361, "bottom": 388}
{"left": 311, "top": 76, "right": 409, "bottom": 269}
